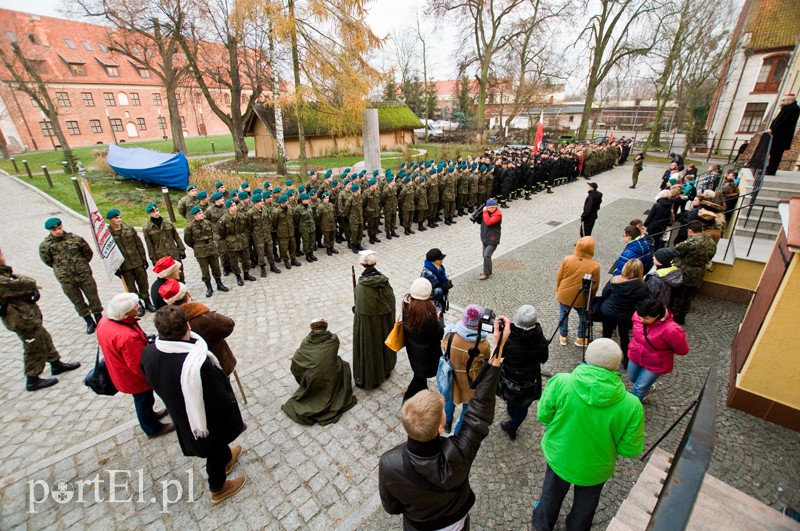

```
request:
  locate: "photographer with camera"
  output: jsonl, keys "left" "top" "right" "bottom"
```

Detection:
{"left": 379, "top": 315, "right": 511, "bottom": 531}
{"left": 555, "top": 237, "right": 600, "bottom": 347}
{"left": 420, "top": 248, "right": 452, "bottom": 317}
{"left": 442, "top": 305, "right": 492, "bottom": 434}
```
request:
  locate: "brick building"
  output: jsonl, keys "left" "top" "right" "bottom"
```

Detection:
{"left": 0, "top": 8, "right": 237, "bottom": 153}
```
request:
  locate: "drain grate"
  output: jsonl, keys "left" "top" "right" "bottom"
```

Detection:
{"left": 546, "top": 220, "right": 562, "bottom": 226}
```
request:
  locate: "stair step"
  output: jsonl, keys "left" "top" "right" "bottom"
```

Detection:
{"left": 736, "top": 219, "right": 783, "bottom": 234}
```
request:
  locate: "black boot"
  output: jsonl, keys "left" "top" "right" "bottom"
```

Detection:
{"left": 327, "top": 247, "right": 333, "bottom": 256}
{"left": 145, "top": 300, "right": 156, "bottom": 313}
{"left": 418, "top": 223, "right": 427, "bottom": 232}
{"left": 215, "top": 278, "right": 229, "bottom": 292}
{"left": 373, "top": 235, "right": 381, "bottom": 243}
{"left": 391, "top": 230, "right": 400, "bottom": 237}
{"left": 310, "top": 252, "right": 318, "bottom": 261}
{"left": 223, "top": 266, "right": 231, "bottom": 277}
{"left": 291, "top": 257, "right": 302, "bottom": 266}
{"left": 306, "top": 253, "right": 314, "bottom": 263}
{"left": 386, "top": 233, "right": 392, "bottom": 240}
{"left": 444, "top": 218, "right": 451, "bottom": 225}
{"left": 501, "top": 421, "right": 517, "bottom": 440}
{"left": 368, "top": 236, "right": 376, "bottom": 244}
{"left": 26, "top": 376, "right": 58, "bottom": 392}
{"left": 468, "top": 206, "right": 474, "bottom": 213}
{"left": 335, "top": 235, "right": 343, "bottom": 243}
{"left": 235, "top": 274, "right": 244, "bottom": 286}
{"left": 51, "top": 360, "right": 81, "bottom": 375}
{"left": 427, "top": 221, "right": 435, "bottom": 228}
{"left": 84, "top": 315, "right": 96, "bottom": 334}
{"left": 524, "top": 193, "right": 532, "bottom": 200}
{"left": 450, "top": 217, "right": 457, "bottom": 224}
{"left": 260, "top": 265, "right": 267, "bottom": 278}
{"left": 330, "top": 247, "right": 339, "bottom": 254}
{"left": 205, "top": 281, "right": 214, "bottom": 298}
{"left": 244, "top": 271, "right": 257, "bottom": 281}
{"left": 546, "top": 188, "right": 553, "bottom": 194}
{"left": 284, "top": 259, "right": 292, "bottom": 270}
{"left": 93, "top": 312, "right": 103, "bottom": 325}
{"left": 270, "top": 263, "right": 281, "bottom": 274}
{"left": 137, "top": 300, "right": 146, "bottom": 317}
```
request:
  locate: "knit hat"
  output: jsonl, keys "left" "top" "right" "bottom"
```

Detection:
{"left": 513, "top": 305, "right": 538, "bottom": 330}
{"left": 190, "top": 205, "right": 202, "bottom": 216}
{"left": 409, "top": 278, "right": 432, "bottom": 300}
{"left": 225, "top": 199, "right": 234, "bottom": 208}
{"left": 485, "top": 198, "right": 497, "bottom": 206}
{"left": 153, "top": 256, "right": 181, "bottom": 278}
{"left": 106, "top": 209, "right": 121, "bottom": 219}
{"left": 186, "top": 184, "right": 197, "bottom": 191}
{"left": 197, "top": 191, "right": 208, "bottom": 200}
{"left": 654, "top": 248, "right": 678, "bottom": 266}
{"left": 44, "top": 217, "right": 62, "bottom": 230}
{"left": 211, "top": 192, "right": 224, "bottom": 202}
{"left": 462, "top": 305, "right": 483, "bottom": 329}
{"left": 310, "top": 317, "right": 327, "bottom": 330}
{"left": 158, "top": 278, "right": 188, "bottom": 305}
{"left": 215, "top": 181, "right": 224, "bottom": 189}
{"left": 107, "top": 292, "right": 140, "bottom": 320}
{"left": 146, "top": 202, "right": 158, "bottom": 213}
{"left": 358, "top": 249, "right": 377, "bottom": 266}
{"left": 584, "top": 338, "right": 622, "bottom": 371}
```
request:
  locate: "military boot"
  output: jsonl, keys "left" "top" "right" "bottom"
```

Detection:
{"left": 144, "top": 300, "right": 156, "bottom": 313}
{"left": 386, "top": 232, "right": 393, "bottom": 240}
{"left": 93, "top": 312, "right": 103, "bottom": 325}
{"left": 306, "top": 252, "right": 314, "bottom": 263}
{"left": 270, "top": 263, "right": 281, "bottom": 274}
{"left": 372, "top": 235, "right": 381, "bottom": 243}
{"left": 330, "top": 246, "right": 339, "bottom": 254}
{"left": 137, "top": 301, "right": 146, "bottom": 317}
{"left": 223, "top": 266, "right": 232, "bottom": 277}
{"left": 235, "top": 274, "right": 244, "bottom": 286}
{"left": 284, "top": 259, "right": 292, "bottom": 270}
{"left": 291, "top": 257, "right": 302, "bottom": 266}
{"left": 418, "top": 223, "right": 427, "bottom": 232}
{"left": 26, "top": 376, "right": 58, "bottom": 392}
{"left": 243, "top": 271, "right": 257, "bottom": 282}
{"left": 84, "top": 315, "right": 96, "bottom": 334}
{"left": 450, "top": 217, "right": 457, "bottom": 224}
{"left": 327, "top": 247, "right": 333, "bottom": 256}
{"left": 391, "top": 230, "right": 400, "bottom": 238}
{"left": 215, "top": 278, "right": 230, "bottom": 292}
{"left": 205, "top": 281, "right": 214, "bottom": 298}
{"left": 444, "top": 218, "right": 452, "bottom": 226}
{"left": 368, "top": 235, "right": 376, "bottom": 244}
{"left": 260, "top": 265, "right": 267, "bottom": 278}
{"left": 51, "top": 360, "right": 81, "bottom": 375}
{"left": 524, "top": 193, "right": 532, "bottom": 200}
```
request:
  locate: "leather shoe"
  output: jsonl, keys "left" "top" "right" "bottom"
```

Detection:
{"left": 330, "top": 247, "right": 338, "bottom": 254}
{"left": 145, "top": 301, "right": 156, "bottom": 313}
{"left": 51, "top": 360, "right": 81, "bottom": 375}
{"left": 147, "top": 422, "right": 176, "bottom": 439}
{"left": 210, "top": 476, "right": 246, "bottom": 506}
{"left": 270, "top": 264, "right": 281, "bottom": 274}
{"left": 225, "top": 445, "right": 242, "bottom": 475}
{"left": 155, "top": 409, "right": 169, "bottom": 420}
{"left": 291, "top": 258, "right": 302, "bottom": 267}
{"left": 26, "top": 376, "right": 58, "bottom": 391}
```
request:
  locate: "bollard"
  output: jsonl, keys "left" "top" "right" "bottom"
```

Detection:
{"left": 41, "top": 165, "right": 54, "bottom": 188}
{"left": 10, "top": 157, "right": 19, "bottom": 174}
{"left": 211, "top": 141, "right": 215, "bottom": 154}
{"left": 71, "top": 176, "right": 84, "bottom": 205}
{"left": 23, "top": 159, "right": 33, "bottom": 178}
{"left": 162, "top": 187, "right": 176, "bottom": 222}
{"left": 62, "top": 161, "right": 69, "bottom": 174}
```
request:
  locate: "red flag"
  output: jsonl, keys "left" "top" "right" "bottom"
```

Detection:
{"left": 534, "top": 111, "right": 544, "bottom": 154}
{"left": 609, "top": 129, "right": 615, "bottom": 143}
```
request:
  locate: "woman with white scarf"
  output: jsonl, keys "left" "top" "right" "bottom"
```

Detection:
{"left": 140, "top": 305, "right": 246, "bottom": 506}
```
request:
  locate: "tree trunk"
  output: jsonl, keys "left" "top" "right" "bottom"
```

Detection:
{"left": 165, "top": 87, "right": 185, "bottom": 154}
{"left": 227, "top": 38, "right": 248, "bottom": 163}
{"left": 475, "top": 60, "right": 491, "bottom": 141}
{"left": 268, "top": 20, "right": 286, "bottom": 174}
{"left": 288, "top": 0, "right": 307, "bottom": 176}
{"left": 45, "top": 105, "right": 77, "bottom": 172}
{"left": 0, "top": 129, "right": 8, "bottom": 160}
{"left": 577, "top": 86, "right": 596, "bottom": 140}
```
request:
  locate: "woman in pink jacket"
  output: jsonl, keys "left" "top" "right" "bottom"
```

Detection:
{"left": 627, "top": 299, "right": 689, "bottom": 401}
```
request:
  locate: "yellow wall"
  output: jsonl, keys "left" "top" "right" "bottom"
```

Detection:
{"left": 705, "top": 259, "right": 765, "bottom": 291}
{"left": 738, "top": 255, "right": 800, "bottom": 408}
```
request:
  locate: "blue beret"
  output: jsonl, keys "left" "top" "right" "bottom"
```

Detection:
{"left": 278, "top": 195, "right": 288, "bottom": 204}
{"left": 190, "top": 205, "right": 202, "bottom": 215}
{"left": 299, "top": 185, "right": 306, "bottom": 192}
{"left": 215, "top": 181, "right": 224, "bottom": 189}
{"left": 322, "top": 192, "right": 330, "bottom": 198}
{"left": 146, "top": 202, "right": 158, "bottom": 213}
{"left": 403, "top": 177, "right": 410, "bottom": 184}
{"left": 241, "top": 182, "right": 250, "bottom": 188}
{"left": 309, "top": 188, "right": 316, "bottom": 194}
{"left": 386, "top": 176, "right": 394, "bottom": 183}
{"left": 44, "top": 217, "right": 61, "bottom": 230}
{"left": 253, "top": 188, "right": 262, "bottom": 195}
{"left": 309, "top": 169, "right": 316, "bottom": 175}
{"left": 252, "top": 193, "right": 263, "bottom": 202}
{"left": 285, "top": 179, "right": 293, "bottom": 186}
{"left": 197, "top": 191, "right": 208, "bottom": 200}
{"left": 351, "top": 183, "right": 360, "bottom": 192}
{"left": 331, "top": 179, "right": 339, "bottom": 186}
{"left": 186, "top": 184, "right": 196, "bottom": 191}
{"left": 238, "top": 191, "right": 248, "bottom": 200}
{"left": 368, "top": 178, "right": 377, "bottom": 186}
{"left": 373, "top": 170, "right": 379, "bottom": 176}
{"left": 225, "top": 199, "right": 234, "bottom": 208}
{"left": 273, "top": 187, "right": 281, "bottom": 194}
{"left": 418, "top": 177, "right": 425, "bottom": 183}
{"left": 106, "top": 209, "right": 121, "bottom": 219}
{"left": 300, "top": 193, "right": 310, "bottom": 200}
{"left": 325, "top": 169, "right": 332, "bottom": 177}
{"left": 272, "top": 190, "right": 281, "bottom": 197}
{"left": 211, "top": 192, "right": 224, "bottom": 202}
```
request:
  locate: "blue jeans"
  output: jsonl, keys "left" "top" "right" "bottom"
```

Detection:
{"left": 627, "top": 361, "right": 661, "bottom": 401}
{"left": 558, "top": 303, "right": 587, "bottom": 338}
{"left": 133, "top": 390, "right": 163, "bottom": 436}
{"left": 444, "top": 400, "right": 468, "bottom": 434}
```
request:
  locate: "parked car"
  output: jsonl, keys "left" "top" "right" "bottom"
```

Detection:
{"left": 558, "top": 135, "right": 575, "bottom": 146}
{"left": 414, "top": 126, "right": 444, "bottom": 139}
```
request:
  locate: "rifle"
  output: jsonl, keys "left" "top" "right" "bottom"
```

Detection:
{"left": 351, "top": 265, "right": 357, "bottom": 304}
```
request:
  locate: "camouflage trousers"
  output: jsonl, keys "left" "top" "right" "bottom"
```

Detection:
{"left": 442, "top": 201, "right": 456, "bottom": 219}
{"left": 401, "top": 210, "right": 415, "bottom": 229}
{"left": 17, "top": 326, "right": 60, "bottom": 377}
{"left": 195, "top": 254, "right": 221, "bottom": 283}
{"left": 321, "top": 230, "right": 336, "bottom": 249}
{"left": 60, "top": 276, "right": 102, "bottom": 318}
{"left": 278, "top": 236, "right": 297, "bottom": 261}
{"left": 415, "top": 209, "right": 427, "bottom": 224}
{"left": 350, "top": 221, "right": 364, "bottom": 244}
{"left": 121, "top": 266, "right": 150, "bottom": 303}
{"left": 254, "top": 242, "right": 276, "bottom": 266}
{"left": 299, "top": 229, "right": 316, "bottom": 254}
{"left": 383, "top": 209, "right": 398, "bottom": 235}
{"left": 428, "top": 201, "right": 439, "bottom": 222}
{"left": 226, "top": 249, "right": 249, "bottom": 275}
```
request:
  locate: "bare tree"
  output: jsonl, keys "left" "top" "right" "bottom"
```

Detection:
{"left": 392, "top": 30, "right": 419, "bottom": 87}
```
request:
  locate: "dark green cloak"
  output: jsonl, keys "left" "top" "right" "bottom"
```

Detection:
{"left": 353, "top": 268, "right": 396, "bottom": 389}
{"left": 282, "top": 330, "right": 357, "bottom": 425}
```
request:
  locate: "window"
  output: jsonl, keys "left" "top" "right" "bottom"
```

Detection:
{"left": 136, "top": 118, "right": 147, "bottom": 130}
{"left": 81, "top": 40, "right": 92, "bottom": 51}
{"left": 56, "top": 92, "right": 71, "bottom": 107}
{"left": 40, "top": 121, "right": 54, "bottom": 136}
{"left": 104, "top": 92, "right": 116, "bottom": 106}
{"left": 738, "top": 102, "right": 768, "bottom": 133}
{"left": 65, "top": 38, "right": 76, "bottom": 49}
{"left": 90, "top": 119, "right": 102, "bottom": 133}
{"left": 98, "top": 43, "right": 108, "bottom": 53}
{"left": 194, "top": 93, "right": 202, "bottom": 104}
{"left": 754, "top": 55, "right": 790, "bottom": 93}
{"left": 66, "top": 121, "right": 80, "bottom": 135}
{"left": 130, "top": 93, "right": 141, "bottom": 106}
{"left": 109, "top": 118, "right": 124, "bottom": 132}
{"left": 138, "top": 68, "right": 150, "bottom": 79}
{"left": 152, "top": 93, "right": 162, "bottom": 106}
{"left": 117, "top": 93, "right": 129, "bottom": 106}
{"left": 81, "top": 92, "right": 95, "bottom": 107}
{"left": 69, "top": 63, "right": 86, "bottom": 76}
{"left": 105, "top": 66, "right": 119, "bottom": 77}
{"left": 176, "top": 94, "right": 182, "bottom": 105}
{"left": 158, "top": 117, "right": 167, "bottom": 130}
{"left": 180, "top": 116, "right": 186, "bottom": 128}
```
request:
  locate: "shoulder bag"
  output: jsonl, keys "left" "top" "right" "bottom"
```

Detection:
{"left": 385, "top": 320, "right": 405, "bottom": 352}
{"left": 436, "top": 333, "right": 456, "bottom": 401}
{"left": 84, "top": 345, "right": 118, "bottom": 396}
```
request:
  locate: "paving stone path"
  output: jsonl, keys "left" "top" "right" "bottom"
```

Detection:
{"left": 1, "top": 162, "right": 798, "bottom": 530}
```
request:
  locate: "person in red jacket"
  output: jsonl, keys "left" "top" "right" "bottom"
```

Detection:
{"left": 96, "top": 293, "right": 174, "bottom": 438}
{"left": 626, "top": 299, "right": 689, "bottom": 402}
{"left": 479, "top": 199, "right": 502, "bottom": 280}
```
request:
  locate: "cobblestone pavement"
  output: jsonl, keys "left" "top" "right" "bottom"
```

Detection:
{"left": 1, "top": 163, "right": 798, "bottom": 530}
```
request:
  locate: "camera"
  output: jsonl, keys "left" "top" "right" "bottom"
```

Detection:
{"left": 581, "top": 273, "right": 594, "bottom": 291}
{"left": 480, "top": 308, "right": 504, "bottom": 332}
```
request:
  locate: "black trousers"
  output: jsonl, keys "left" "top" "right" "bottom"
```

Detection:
{"left": 403, "top": 374, "right": 428, "bottom": 403}
{"left": 766, "top": 143, "right": 787, "bottom": 175}
{"left": 532, "top": 464, "right": 604, "bottom": 531}
{"left": 206, "top": 444, "right": 232, "bottom": 492}
{"left": 580, "top": 217, "right": 596, "bottom": 237}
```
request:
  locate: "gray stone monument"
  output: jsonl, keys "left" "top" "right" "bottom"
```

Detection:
{"left": 362, "top": 109, "right": 381, "bottom": 174}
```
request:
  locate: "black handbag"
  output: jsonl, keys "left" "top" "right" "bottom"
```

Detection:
{"left": 497, "top": 371, "right": 541, "bottom": 408}
{"left": 84, "top": 346, "right": 118, "bottom": 396}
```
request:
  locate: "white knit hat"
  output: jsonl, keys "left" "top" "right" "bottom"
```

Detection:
{"left": 359, "top": 249, "right": 377, "bottom": 266}
{"left": 584, "top": 338, "right": 622, "bottom": 371}
{"left": 410, "top": 278, "right": 432, "bottom": 300}
{"left": 107, "top": 293, "right": 140, "bottom": 320}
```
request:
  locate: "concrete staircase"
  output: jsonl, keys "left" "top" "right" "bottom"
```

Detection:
{"left": 609, "top": 448, "right": 800, "bottom": 530}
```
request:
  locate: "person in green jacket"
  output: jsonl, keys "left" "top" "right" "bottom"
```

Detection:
{"left": 533, "top": 338, "right": 644, "bottom": 530}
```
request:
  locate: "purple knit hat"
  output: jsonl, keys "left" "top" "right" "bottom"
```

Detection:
{"left": 462, "top": 304, "right": 484, "bottom": 329}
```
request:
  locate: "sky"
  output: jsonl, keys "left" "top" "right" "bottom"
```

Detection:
{"left": 0, "top": 0, "right": 463, "bottom": 80}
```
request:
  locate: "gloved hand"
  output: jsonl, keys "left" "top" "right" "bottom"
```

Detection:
{"left": 143, "top": 263, "right": 148, "bottom": 270}
{"left": 179, "top": 252, "right": 187, "bottom": 260}
{"left": 31, "top": 290, "right": 41, "bottom": 302}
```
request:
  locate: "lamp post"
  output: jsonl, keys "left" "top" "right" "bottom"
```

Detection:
{"left": 106, "top": 109, "right": 118, "bottom": 145}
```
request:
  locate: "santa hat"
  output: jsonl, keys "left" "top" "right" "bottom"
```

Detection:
{"left": 153, "top": 256, "right": 181, "bottom": 279}
{"left": 159, "top": 278, "right": 188, "bottom": 305}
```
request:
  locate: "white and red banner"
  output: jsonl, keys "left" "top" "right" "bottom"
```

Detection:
{"left": 534, "top": 111, "right": 544, "bottom": 154}
{"left": 82, "top": 179, "right": 124, "bottom": 280}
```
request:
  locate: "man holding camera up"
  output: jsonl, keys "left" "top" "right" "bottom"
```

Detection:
{"left": 378, "top": 315, "right": 511, "bottom": 531}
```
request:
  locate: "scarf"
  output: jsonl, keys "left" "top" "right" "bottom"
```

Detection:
{"left": 154, "top": 332, "right": 221, "bottom": 439}
{"left": 445, "top": 320, "right": 487, "bottom": 343}
{"left": 422, "top": 260, "right": 448, "bottom": 287}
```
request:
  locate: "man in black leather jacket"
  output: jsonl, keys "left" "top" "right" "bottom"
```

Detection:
{"left": 378, "top": 316, "right": 510, "bottom": 531}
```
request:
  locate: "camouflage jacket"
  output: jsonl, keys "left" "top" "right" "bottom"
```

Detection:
{"left": 0, "top": 265, "right": 43, "bottom": 335}
{"left": 316, "top": 202, "right": 336, "bottom": 232}
{"left": 273, "top": 206, "right": 295, "bottom": 238}
{"left": 456, "top": 171, "right": 470, "bottom": 195}
{"left": 674, "top": 234, "right": 717, "bottom": 286}
{"left": 183, "top": 218, "right": 218, "bottom": 258}
{"left": 39, "top": 232, "right": 93, "bottom": 282}
{"left": 427, "top": 177, "right": 439, "bottom": 203}
{"left": 381, "top": 185, "right": 398, "bottom": 212}
{"left": 442, "top": 173, "right": 457, "bottom": 201}
{"left": 218, "top": 212, "right": 249, "bottom": 251}
{"left": 110, "top": 223, "right": 147, "bottom": 270}
{"left": 247, "top": 206, "right": 273, "bottom": 244}
{"left": 293, "top": 203, "right": 316, "bottom": 233}
{"left": 349, "top": 193, "right": 364, "bottom": 224}
{"left": 399, "top": 185, "right": 416, "bottom": 211}
{"left": 363, "top": 188, "right": 381, "bottom": 217}
{"left": 177, "top": 194, "right": 198, "bottom": 219}
{"left": 143, "top": 218, "right": 185, "bottom": 264}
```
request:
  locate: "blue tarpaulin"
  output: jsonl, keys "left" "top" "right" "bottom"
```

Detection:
{"left": 107, "top": 144, "right": 190, "bottom": 189}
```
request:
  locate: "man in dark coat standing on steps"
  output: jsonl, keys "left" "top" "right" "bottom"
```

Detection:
{"left": 581, "top": 182, "right": 603, "bottom": 237}
{"left": 766, "top": 94, "right": 800, "bottom": 175}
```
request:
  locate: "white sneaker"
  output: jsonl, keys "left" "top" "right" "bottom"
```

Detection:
{"left": 559, "top": 336, "right": 568, "bottom": 346}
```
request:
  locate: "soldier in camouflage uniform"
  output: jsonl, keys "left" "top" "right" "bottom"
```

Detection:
{"left": 218, "top": 200, "right": 256, "bottom": 286}
{"left": 442, "top": 167, "right": 457, "bottom": 225}
{"left": 196, "top": 191, "right": 210, "bottom": 211}
{"left": 414, "top": 176, "right": 429, "bottom": 232}
{"left": 205, "top": 192, "right": 231, "bottom": 275}
{"left": 381, "top": 176, "right": 400, "bottom": 239}
{"left": 183, "top": 206, "right": 228, "bottom": 297}
{"left": 316, "top": 192, "right": 339, "bottom": 255}
{"left": 177, "top": 185, "right": 199, "bottom": 219}
{"left": 426, "top": 171, "right": 440, "bottom": 228}
{"left": 294, "top": 193, "right": 318, "bottom": 262}
{"left": 142, "top": 202, "right": 186, "bottom": 282}
{"left": 671, "top": 222, "right": 718, "bottom": 324}
{"left": 398, "top": 178, "right": 416, "bottom": 234}
{"left": 274, "top": 195, "right": 303, "bottom": 269}
{"left": 247, "top": 193, "right": 281, "bottom": 277}
{"left": 467, "top": 165, "right": 479, "bottom": 212}
{"left": 306, "top": 170, "right": 322, "bottom": 195}
{"left": 337, "top": 181, "right": 353, "bottom": 243}
{"left": 456, "top": 167, "right": 469, "bottom": 216}
{"left": 348, "top": 183, "right": 365, "bottom": 252}
{"left": 363, "top": 178, "right": 382, "bottom": 244}
{"left": 1, "top": 248, "right": 80, "bottom": 391}
{"left": 39, "top": 218, "right": 103, "bottom": 334}
{"left": 477, "top": 166, "right": 488, "bottom": 206}
{"left": 107, "top": 209, "right": 155, "bottom": 313}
